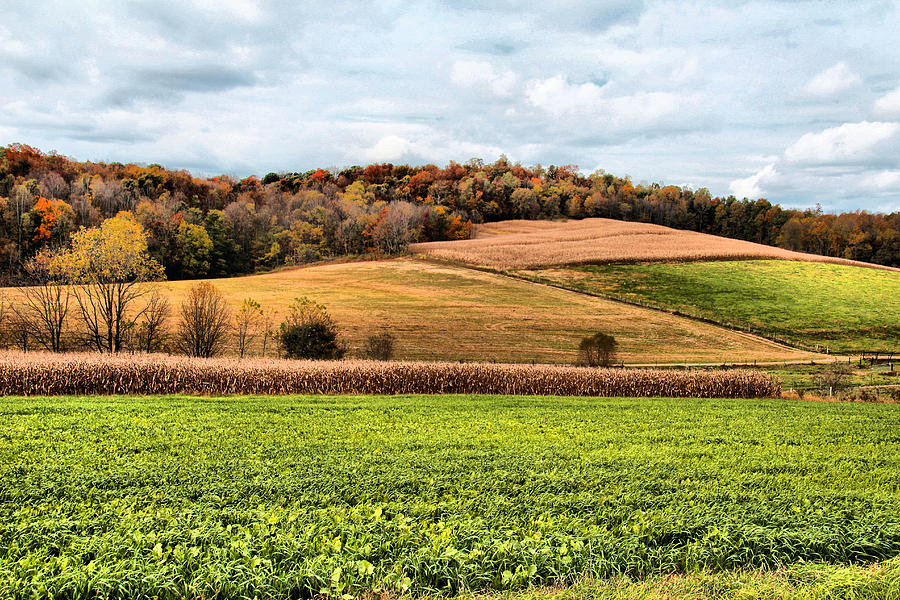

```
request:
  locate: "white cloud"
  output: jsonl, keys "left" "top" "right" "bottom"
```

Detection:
{"left": 729, "top": 163, "right": 778, "bottom": 198}
{"left": 784, "top": 121, "right": 900, "bottom": 165}
{"left": 525, "top": 76, "right": 682, "bottom": 129}
{"left": 361, "top": 135, "right": 411, "bottom": 162}
{"left": 864, "top": 170, "right": 900, "bottom": 191}
{"left": 450, "top": 60, "right": 517, "bottom": 97}
{"left": 874, "top": 86, "right": 900, "bottom": 117}
{"left": 802, "top": 62, "right": 861, "bottom": 96}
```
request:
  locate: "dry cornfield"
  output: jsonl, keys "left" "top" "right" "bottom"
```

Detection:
{"left": 0, "top": 351, "right": 780, "bottom": 398}
{"left": 410, "top": 218, "right": 900, "bottom": 270}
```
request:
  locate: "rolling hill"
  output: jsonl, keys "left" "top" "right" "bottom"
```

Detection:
{"left": 411, "top": 218, "right": 899, "bottom": 271}
{"left": 148, "top": 259, "right": 819, "bottom": 364}
{"left": 411, "top": 218, "right": 900, "bottom": 354}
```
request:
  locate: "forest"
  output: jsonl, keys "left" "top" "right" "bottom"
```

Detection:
{"left": 1, "top": 142, "right": 898, "bottom": 282}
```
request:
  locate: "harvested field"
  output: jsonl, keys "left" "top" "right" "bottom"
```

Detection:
{"left": 60, "top": 259, "right": 821, "bottom": 364}
{"left": 0, "top": 351, "right": 780, "bottom": 397}
{"left": 411, "top": 218, "right": 899, "bottom": 270}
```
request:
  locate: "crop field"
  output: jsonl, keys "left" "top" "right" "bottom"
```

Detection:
{"left": 0, "top": 351, "right": 780, "bottom": 398}
{"left": 1, "top": 394, "right": 898, "bottom": 599}
{"left": 410, "top": 218, "right": 896, "bottom": 270}
{"left": 522, "top": 261, "right": 900, "bottom": 354}
{"left": 137, "top": 259, "right": 818, "bottom": 364}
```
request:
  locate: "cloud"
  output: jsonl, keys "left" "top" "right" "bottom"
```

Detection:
{"left": 864, "top": 170, "right": 900, "bottom": 191}
{"left": 874, "top": 86, "right": 900, "bottom": 117}
{"left": 361, "top": 135, "right": 412, "bottom": 162}
{"left": 802, "top": 62, "right": 861, "bottom": 96}
{"left": 525, "top": 76, "right": 686, "bottom": 132}
{"left": 784, "top": 121, "right": 900, "bottom": 165}
{"left": 1, "top": 0, "right": 899, "bottom": 211}
{"left": 450, "top": 61, "right": 518, "bottom": 97}
{"left": 729, "top": 163, "right": 778, "bottom": 198}
{"left": 104, "top": 65, "right": 259, "bottom": 105}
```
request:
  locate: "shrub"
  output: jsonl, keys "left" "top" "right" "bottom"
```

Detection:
{"left": 364, "top": 331, "right": 396, "bottom": 360}
{"left": 578, "top": 332, "right": 618, "bottom": 367}
{"left": 279, "top": 297, "right": 345, "bottom": 360}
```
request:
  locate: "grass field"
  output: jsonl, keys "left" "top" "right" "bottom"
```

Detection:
{"left": 1, "top": 394, "right": 898, "bottom": 598}
{"left": 521, "top": 261, "right": 900, "bottom": 354}
{"left": 146, "top": 259, "right": 818, "bottom": 364}
{"left": 411, "top": 219, "right": 895, "bottom": 271}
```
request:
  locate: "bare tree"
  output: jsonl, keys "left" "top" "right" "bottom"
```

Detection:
{"left": 261, "top": 310, "right": 274, "bottom": 358}
{"left": 176, "top": 281, "right": 231, "bottom": 357}
{"left": 134, "top": 289, "right": 170, "bottom": 353}
{"left": 234, "top": 298, "right": 262, "bottom": 358}
{"left": 12, "top": 252, "right": 71, "bottom": 352}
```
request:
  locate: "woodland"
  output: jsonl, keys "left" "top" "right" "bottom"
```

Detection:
{"left": 1, "top": 142, "right": 898, "bottom": 282}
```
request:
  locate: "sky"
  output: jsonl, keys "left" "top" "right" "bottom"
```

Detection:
{"left": 2, "top": 1, "right": 900, "bottom": 212}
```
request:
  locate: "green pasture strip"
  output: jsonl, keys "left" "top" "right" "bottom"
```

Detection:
{"left": 519, "top": 260, "right": 900, "bottom": 354}
{"left": 1, "top": 394, "right": 899, "bottom": 599}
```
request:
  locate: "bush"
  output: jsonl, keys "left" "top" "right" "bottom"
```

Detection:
{"left": 364, "top": 331, "right": 396, "bottom": 360}
{"left": 279, "top": 297, "right": 345, "bottom": 360}
{"left": 578, "top": 332, "right": 618, "bottom": 367}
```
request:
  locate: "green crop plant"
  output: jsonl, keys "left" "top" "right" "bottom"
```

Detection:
{"left": 1, "top": 394, "right": 898, "bottom": 598}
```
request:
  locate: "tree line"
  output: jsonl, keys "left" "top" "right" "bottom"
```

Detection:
{"left": 0, "top": 211, "right": 394, "bottom": 359}
{"left": 1, "top": 142, "right": 898, "bottom": 277}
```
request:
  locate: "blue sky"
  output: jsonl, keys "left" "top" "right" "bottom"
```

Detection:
{"left": 2, "top": 0, "right": 899, "bottom": 211}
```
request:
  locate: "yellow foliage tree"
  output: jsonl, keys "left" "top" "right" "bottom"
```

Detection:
{"left": 52, "top": 213, "right": 165, "bottom": 353}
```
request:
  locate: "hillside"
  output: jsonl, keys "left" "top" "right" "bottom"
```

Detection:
{"left": 523, "top": 261, "right": 900, "bottom": 354}
{"left": 411, "top": 218, "right": 900, "bottom": 270}
{"left": 145, "top": 259, "right": 819, "bottom": 364}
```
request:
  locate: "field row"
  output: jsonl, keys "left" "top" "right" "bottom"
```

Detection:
{"left": 0, "top": 351, "right": 780, "bottom": 397}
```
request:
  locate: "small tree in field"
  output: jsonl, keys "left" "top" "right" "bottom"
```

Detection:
{"left": 234, "top": 298, "right": 262, "bottom": 358}
{"left": 177, "top": 281, "right": 231, "bottom": 357}
{"left": 13, "top": 250, "right": 71, "bottom": 352}
{"left": 279, "top": 297, "right": 345, "bottom": 360}
{"left": 578, "top": 332, "right": 618, "bottom": 367}
{"left": 364, "top": 330, "right": 396, "bottom": 360}
{"left": 134, "top": 289, "right": 170, "bottom": 353}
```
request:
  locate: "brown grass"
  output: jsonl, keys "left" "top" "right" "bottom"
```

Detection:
{"left": 1, "top": 259, "right": 824, "bottom": 364}
{"left": 411, "top": 218, "right": 900, "bottom": 270}
{"left": 0, "top": 351, "right": 781, "bottom": 398}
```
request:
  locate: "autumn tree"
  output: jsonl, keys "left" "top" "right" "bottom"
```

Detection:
{"left": 177, "top": 281, "right": 231, "bottom": 357}
{"left": 234, "top": 297, "right": 262, "bottom": 358}
{"left": 12, "top": 250, "right": 71, "bottom": 352}
{"left": 52, "top": 213, "right": 165, "bottom": 353}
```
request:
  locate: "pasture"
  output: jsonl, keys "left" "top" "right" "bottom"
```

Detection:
{"left": 523, "top": 260, "right": 900, "bottom": 354}
{"left": 410, "top": 218, "right": 895, "bottom": 271}
{"left": 1, "top": 394, "right": 899, "bottom": 599}
{"left": 144, "top": 259, "right": 818, "bottom": 364}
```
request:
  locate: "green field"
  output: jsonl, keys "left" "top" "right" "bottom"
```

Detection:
{"left": 519, "top": 261, "right": 900, "bottom": 354}
{"left": 1, "top": 394, "right": 898, "bottom": 599}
